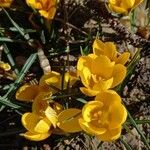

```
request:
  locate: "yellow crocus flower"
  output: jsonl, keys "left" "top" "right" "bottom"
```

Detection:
{"left": 93, "top": 39, "right": 130, "bottom": 65}
{"left": 39, "top": 71, "right": 78, "bottom": 93}
{"left": 0, "top": 0, "right": 13, "bottom": 7}
{"left": 77, "top": 54, "right": 126, "bottom": 96}
{"left": 26, "top": 0, "right": 57, "bottom": 19}
{"left": 79, "top": 90, "right": 127, "bottom": 141}
{"left": 21, "top": 92, "right": 58, "bottom": 141}
{"left": 108, "top": 0, "right": 143, "bottom": 14}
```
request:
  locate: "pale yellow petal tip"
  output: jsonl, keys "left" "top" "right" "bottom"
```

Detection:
{"left": 45, "top": 106, "right": 58, "bottom": 128}
{"left": 20, "top": 131, "right": 51, "bottom": 141}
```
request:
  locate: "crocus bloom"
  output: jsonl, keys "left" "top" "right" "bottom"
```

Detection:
{"left": 108, "top": 0, "right": 143, "bottom": 14}
{"left": 21, "top": 92, "right": 58, "bottom": 141}
{"left": 79, "top": 90, "right": 127, "bottom": 141}
{"left": 77, "top": 54, "right": 126, "bottom": 96}
{"left": 26, "top": 0, "right": 57, "bottom": 19}
{"left": 0, "top": 0, "right": 13, "bottom": 7}
{"left": 39, "top": 71, "right": 78, "bottom": 93}
{"left": 93, "top": 39, "right": 130, "bottom": 65}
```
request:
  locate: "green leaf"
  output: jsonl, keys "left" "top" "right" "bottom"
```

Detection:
{"left": 80, "top": 46, "right": 90, "bottom": 56}
{"left": 3, "top": 8, "right": 30, "bottom": 40}
{"left": 120, "top": 136, "right": 132, "bottom": 150}
{"left": 76, "top": 98, "right": 87, "bottom": 104}
{"left": 127, "top": 111, "right": 150, "bottom": 149}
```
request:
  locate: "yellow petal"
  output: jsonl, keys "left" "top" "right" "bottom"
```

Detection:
{"left": 79, "top": 67, "right": 91, "bottom": 87}
{"left": 21, "top": 112, "right": 40, "bottom": 132}
{"left": 109, "top": 103, "right": 127, "bottom": 129}
{"left": 115, "top": 52, "right": 130, "bottom": 65}
{"left": 95, "top": 90, "right": 121, "bottom": 106}
{"left": 80, "top": 87, "right": 99, "bottom": 96}
{"left": 109, "top": 0, "right": 117, "bottom": 5}
{"left": 77, "top": 56, "right": 93, "bottom": 72}
{"left": 16, "top": 84, "right": 39, "bottom": 102}
{"left": 39, "top": 71, "right": 60, "bottom": 93}
{"left": 87, "top": 123, "right": 107, "bottom": 135}
{"left": 121, "top": 0, "right": 135, "bottom": 9}
{"left": 93, "top": 78, "right": 113, "bottom": 92}
{"left": 97, "top": 126, "right": 122, "bottom": 141}
{"left": 32, "top": 92, "right": 50, "bottom": 115}
{"left": 21, "top": 131, "right": 51, "bottom": 141}
{"left": 79, "top": 119, "right": 106, "bottom": 135}
{"left": 91, "top": 55, "right": 115, "bottom": 79}
{"left": 34, "top": 117, "right": 51, "bottom": 133}
{"left": 22, "top": 112, "right": 50, "bottom": 134}
{"left": 108, "top": 4, "right": 128, "bottom": 14}
{"left": 26, "top": 0, "right": 42, "bottom": 9}
{"left": 104, "top": 42, "right": 117, "bottom": 60}
{"left": 79, "top": 118, "right": 94, "bottom": 135}
{"left": 45, "top": 106, "right": 58, "bottom": 128}
{"left": 93, "top": 39, "right": 105, "bottom": 56}
{"left": 57, "top": 108, "right": 82, "bottom": 133}
{"left": 111, "top": 64, "right": 126, "bottom": 88}
{"left": 63, "top": 72, "right": 78, "bottom": 88}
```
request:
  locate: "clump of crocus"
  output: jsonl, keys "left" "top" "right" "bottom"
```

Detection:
{"left": 26, "top": 0, "right": 57, "bottom": 19}
{"left": 79, "top": 90, "right": 127, "bottom": 141}
{"left": 0, "top": 0, "right": 13, "bottom": 7}
{"left": 16, "top": 71, "right": 78, "bottom": 141}
{"left": 108, "top": 0, "right": 143, "bottom": 14}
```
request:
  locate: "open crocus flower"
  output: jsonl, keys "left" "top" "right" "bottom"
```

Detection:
{"left": 108, "top": 0, "right": 143, "bottom": 14}
{"left": 40, "top": 71, "right": 78, "bottom": 93}
{"left": 21, "top": 92, "right": 58, "bottom": 141}
{"left": 79, "top": 90, "right": 127, "bottom": 141}
{"left": 77, "top": 54, "right": 126, "bottom": 96}
{"left": 93, "top": 39, "right": 130, "bottom": 65}
{"left": 0, "top": 0, "right": 13, "bottom": 7}
{"left": 26, "top": 0, "right": 57, "bottom": 19}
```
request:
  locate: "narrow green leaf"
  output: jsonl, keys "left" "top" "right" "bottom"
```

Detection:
{"left": 76, "top": 98, "right": 87, "bottom": 104}
{"left": 3, "top": 44, "right": 19, "bottom": 75}
{"left": 0, "top": 97, "right": 21, "bottom": 109}
{"left": 120, "top": 136, "right": 132, "bottom": 150}
{"left": 127, "top": 111, "right": 150, "bottom": 149}
{"left": 3, "top": 8, "right": 30, "bottom": 40}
